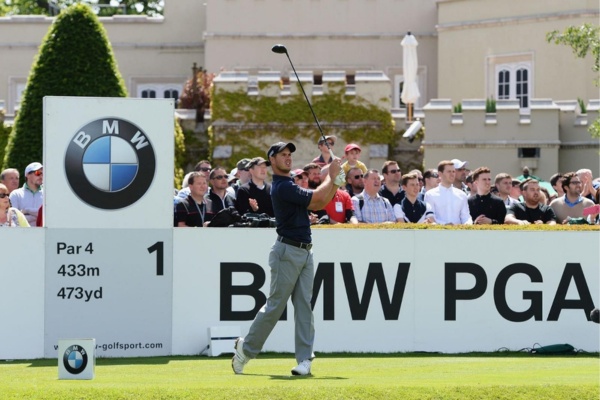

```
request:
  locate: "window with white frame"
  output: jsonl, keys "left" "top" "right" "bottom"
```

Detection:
{"left": 137, "top": 84, "right": 182, "bottom": 102}
{"left": 487, "top": 53, "right": 533, "bottom": 111}
{"left": 495, "top": 63, "right": 531, "bottom": 109}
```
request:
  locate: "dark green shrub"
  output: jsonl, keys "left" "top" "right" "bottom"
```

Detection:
{"left": 174, "top": 119, "right": 186, "bottom": 189}
{"left": 486, "top": 97, "right": 496, "bottom": 113}
{"left": 3, "top": 3, "right": 127, "bottom": 178}
{"left": 0, "top": 116, "right": 12, "bottom": 166}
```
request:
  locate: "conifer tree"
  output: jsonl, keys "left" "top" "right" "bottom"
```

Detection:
{"left": 3, "top": 3, "right": 127, "bottom": 176}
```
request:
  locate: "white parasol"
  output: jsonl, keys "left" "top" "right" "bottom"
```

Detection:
{"left": 401, "top": 32, "right": 420, "bottom": 122}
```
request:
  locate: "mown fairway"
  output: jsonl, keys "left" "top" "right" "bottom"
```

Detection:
{"left": 2, "top": 353, "right": 598, "bottom": 399}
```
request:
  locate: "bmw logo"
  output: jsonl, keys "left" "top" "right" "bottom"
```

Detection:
{"left": 65, "top": 118, "right": 156, "bottom": 209}
{"left": 63, "top": 344, "right": 88, "bottom": 375}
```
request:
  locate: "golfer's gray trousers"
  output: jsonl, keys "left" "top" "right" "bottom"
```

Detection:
{"left": 243, "top": 240, "right": 315, "bottom": 363}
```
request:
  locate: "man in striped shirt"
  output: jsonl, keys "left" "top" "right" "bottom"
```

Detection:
{"left": 352, "top": 169, "right": 395, "bottom": 224}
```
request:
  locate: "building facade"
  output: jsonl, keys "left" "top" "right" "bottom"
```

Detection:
{"left": 0, "top": 0, "right": 597, "bottom": 177}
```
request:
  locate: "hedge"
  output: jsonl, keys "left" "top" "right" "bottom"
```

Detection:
{"left": 3, "top": 4, "right": 127, "bottom": 180}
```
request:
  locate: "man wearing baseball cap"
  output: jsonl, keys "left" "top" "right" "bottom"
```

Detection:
{"left": 291, "top": 168, "right": 308, "bottom": 189}
{"left": 9, "top": 162, "right": 43, "bottom": 226}
{"left": 311, "top": 135, "right": 336, "bottom": 167}
{"left": 451, "top": 158, "right": 470, "bottom": 193}
{"left": 232, "top": 141, "right": 342, "bottom": 376}
{"left": 234, "top": 156, "right": 274, "bottom": 217}
{"left": 226, "top": 158, "right": 252, "bottom": 199}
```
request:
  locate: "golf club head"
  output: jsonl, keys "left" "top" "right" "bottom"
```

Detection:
{"left": 271, "top": 44, "right": 288, "bottom": 54}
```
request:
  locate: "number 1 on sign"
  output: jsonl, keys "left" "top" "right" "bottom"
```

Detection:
{"left": 147, "top": 241, "right": 164, "bottom": 276}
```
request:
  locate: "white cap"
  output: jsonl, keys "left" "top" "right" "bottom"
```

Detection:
{"left": 25, "top": 162, "right": 43, "bottom": 175}
{"left": 451, "top": 159, "right": 468, "bottom": 169}
{"left": 228, "top": 168, "right": 239, "bottom": 182}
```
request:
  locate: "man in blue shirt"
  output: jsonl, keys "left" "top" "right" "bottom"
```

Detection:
{"left": 232, "top": 141, "right": 342, "bottom": 376}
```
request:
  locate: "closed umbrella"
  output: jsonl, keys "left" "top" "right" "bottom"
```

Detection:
{"left": 401, "top": 32, "right": 420, "bottom": 122}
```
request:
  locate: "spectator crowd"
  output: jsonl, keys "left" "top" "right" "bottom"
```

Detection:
{"left": 170, "top": 135, "right": 600, "bottom": 228}
{"left": 1, "top": 136, "right": 598, "bottom": 228}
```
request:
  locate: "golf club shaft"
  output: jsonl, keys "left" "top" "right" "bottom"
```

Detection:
{"left": 283, "top": 52, "right": 334, "bottom": 158}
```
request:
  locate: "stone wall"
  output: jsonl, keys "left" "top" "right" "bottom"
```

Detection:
{"left": 422, "top": 98, "right": 599, "bottom": 178}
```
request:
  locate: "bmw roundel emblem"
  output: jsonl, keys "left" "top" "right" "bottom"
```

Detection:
{"left": 63, "top": 344, "right": 88, "bottom": 375}
{"left": 65, "top": 118, "right": 156, "bottom": 210}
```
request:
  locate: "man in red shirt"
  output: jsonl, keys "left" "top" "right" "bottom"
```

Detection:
{"left": 323, "top": 188, "right": 358, "bottom": 224}
{"left": 321, "top": 166, "right": 358, "bottom": 224}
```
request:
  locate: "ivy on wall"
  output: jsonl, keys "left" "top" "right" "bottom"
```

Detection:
{"left": 209, "top": 82, "right": 396, "bottom": 168}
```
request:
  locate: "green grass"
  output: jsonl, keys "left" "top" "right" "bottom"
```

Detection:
{"left": 1, "top": 353, "right": 598, "bottom": 399}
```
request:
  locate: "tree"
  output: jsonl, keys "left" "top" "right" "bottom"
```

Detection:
{"left": 178, "top": 64, "right": 215, "bottom": 122}
{"left": 3, "top": 3, "right": 127, "bottom": 176}
{"left": 0, "top": 0, "right": 48, "bottom": 15}
{"left": 547, "top": 23, "right": 600, "bottom": 137}
{"left": 0, "top": 0, "right": 163, "bottom": 16}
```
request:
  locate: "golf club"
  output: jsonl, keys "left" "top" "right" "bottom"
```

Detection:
{"left": 272, "top": 44, "right": 334, "bottom": 158}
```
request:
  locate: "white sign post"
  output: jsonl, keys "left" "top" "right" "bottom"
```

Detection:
{"left": 43, "top": 97, "right": 174, "bottom": 358}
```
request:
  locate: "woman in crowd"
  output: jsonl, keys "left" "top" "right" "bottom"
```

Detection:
{"left": 0, "top": 183, "right": 29, "bottom": 227}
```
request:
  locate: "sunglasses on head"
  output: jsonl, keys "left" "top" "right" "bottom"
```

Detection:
{"left": 0, "top": 193, "right": 7, "bottom": 198}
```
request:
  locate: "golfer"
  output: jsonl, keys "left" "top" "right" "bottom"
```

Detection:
{"left": 232, "top": 141, "right": 342, "bottom": 376}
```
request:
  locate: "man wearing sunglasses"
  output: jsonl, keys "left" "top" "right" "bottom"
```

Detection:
{"left": 9, "top": 162, "right": 43, "bottom": 227}
{"left": 206, "top": 167, "right": 236, "bottom": 214}
{"left": 379, "top": 161, "right": 405, "bottom": 206}
{"left": 344, "top": 167, "right": 365, "bottom": 198}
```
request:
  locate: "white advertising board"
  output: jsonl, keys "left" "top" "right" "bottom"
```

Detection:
{"left": 0, "top": 229, "right": 45, "bottom": 359}
{"left": 173, "top": 229, "right": 599, "bottom": 355}
{"left": 43, "top": 96, "right": 174, "bottom": 229}
{"left": 44, "top": 229, "right": 173, "bottom": 358}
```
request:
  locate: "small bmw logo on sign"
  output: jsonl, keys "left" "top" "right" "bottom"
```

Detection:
{"left": 65, "top": 118, "right": 156, "bottom": 209}
{"left": 63, "top": 344, "right": 88, "bottom": 375}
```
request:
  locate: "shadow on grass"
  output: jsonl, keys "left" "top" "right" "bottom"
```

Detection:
{"left": 243, "top": 373, "right": 348, "bottom": 381}
{"left": 5, "top": 351, "right": 596, "bottom": 369}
